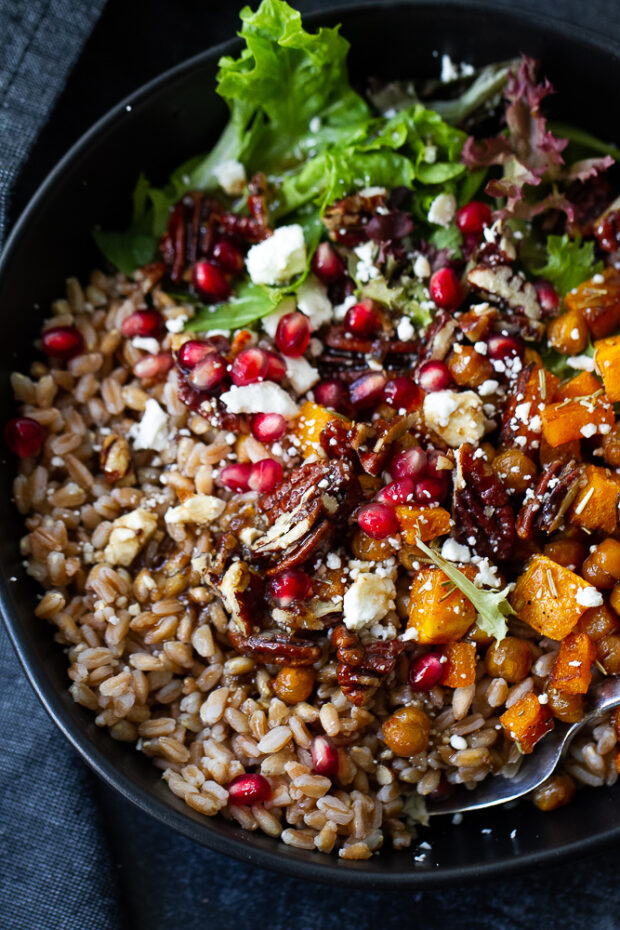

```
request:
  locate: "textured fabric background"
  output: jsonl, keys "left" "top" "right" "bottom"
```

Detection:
{"left": 2, "top": 2, "right": 620, "bottom": 928}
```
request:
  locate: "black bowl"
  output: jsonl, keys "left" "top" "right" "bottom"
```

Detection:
{"left": 2, "top": 0, "right": 620, "bottom": 888}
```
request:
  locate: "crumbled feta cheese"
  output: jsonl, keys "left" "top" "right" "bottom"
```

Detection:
{"left": 128, "top": 398, "right": 169, "bottom": 452}
{"left": 478, "top": 379, "right": 499, "bottom": 397}
{"left": 474, "top": 557, "right": 502, "bottom": 588}
{"left": 441, "top": 538, "right": 472, "bottom": 563}
{"left": 285, "top": 356, "right": 319, "bottom": 395}
{"left": 165, "top": 494, "right": 226, "bottom": 525}
{"left": 514, "top": 402, "right": 531, "bottom": 424}
{"left": 343, "top": 573, "right": 396, "bottom": 631}
{"left": 213, "top": 159, "right": 246, "bottom": 196}
{"left": 397, "top": 316, "right": 415, "bottom": 341}
{"left": 165, "top": 314, "right": 188, "bottom": 333}
{"left": 423, "top": 144, "right": 437, "bottom": 164}
{"left": 354, "top": 241, "right": 379, "bottom": 283}
{"left": 474, "top": 341, "right": 488, "bottom": 356}
{"left": 440, "top": 53, "right": 459, "bottom": 82}
{"left": 567, "top": 354, "right": 596, "bottom": 372}
{"left": 333, "top": 294, "right": 357, "bottom": 321}
{"left": 581, "top": 423, "right": 598, "bottom": 439}
{"left": 220, "top": 381, "right": 299, "bottom": 418}
{"left": 413, "top": 254, "right": 431, "bottom": 279}
{"left": 575, "top": 586, "right": 603, "bottom": 608}
{"left": 326, "top": 553, "right": 342, "bottom": 570}
{"left": 246, "top": 225, "right": 306, "bottom": 285}
{"left": 592, "top": 273, "right": 605, "bottom": 285}
{"left": 132, "top": 336, "right": 160, "bottom": 355}
{"left": 261, "top": 297, "right": 296, "bottom": 338}
{"left": 427, "top": 193, "right": 456, "bottom": 228}
{"left": 104, "top": 509, "right": 158, "bottom": 566}
{"left": 297, "top": 274, "right": 333, "bottom": 330}
{"left": 450, "top": 734, "right": 468, "bottom": 750}
{"left": 423, "top": 389, "right": 486, "bottom": 447}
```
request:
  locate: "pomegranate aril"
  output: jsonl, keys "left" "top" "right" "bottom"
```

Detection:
{"left": 228, "top": 773, "right": 272, "bottom": 805}
{"left": 267, "top": 568, "right": 312, "bottom": 606}
{"left": 314, "top": 379, "right": 347, "bottom": 411}
{"left": 133, "top": 353, "right": 173, "bottom": 380}
{"left": 349, "top": 372, "right": 387, "bottom": 410}
{"left": 231, "top": 347, "right": 270, "bottom": 386}
{"left": 251, "top": 413, "right": 287, "bottom": 442}
{"left": 344, "top": 299, "right": 381, "bottom": 338}
{"left": 189, "top": 352, "right": 227, "bottom": 390}
{"left": 486, "top": 333, "right": 523, "bottom": 361}
{"left": 375, "top": 477, "right": 416, "bottom": 506}
{"left": 534, "top": 279, "right": 560, "bottom": 315}
{"left": 417, "top": 359, "right": 452, "bottom": 393}
{"left": 248, "top": 458, "right": 283, "bottom": 493}
{"left": 426, "top": 449, "right": 453, "bottom": 484}
{"left": 357, "top": 502, "right": 399, "bottom": 540}
{"left": 409, "top": 653, "right": 443, "bottom": 691}
{"left": 429, "top": 267, "right": 463, "bottom": 312}
{"left": 121, "top": 309, "right": 164, "bottom": 339}
{"left": 390, "top": 446, "right": 427, "bottom": 481}
{"left": 220, "top": 462, "right": 252, "bottom": 491}
{"left": 177, "top": 339, "right": 216, "bottom": 370}
{"left": 311, "top": 242, "right": 345, "bottom": 285}
{"left": 455, "top": 201, "right": 492, "bottom": 236}
{"left": 383, "top": 376, "right": 420, "bottom": 410}
{"left": 265, "top": 352, "right": 286, "bottom": 383}
{"left": 5, "top": 417, "right": 44, "bottom": 458}
{"left": 192, "top": 260, "right": 230, "bottom": 302}
{"left": 275, "top": 312, "right": 311, "bottom": 357}
{"left": 41, "top": 325, "right": 84, "bottom": 360}
{"left": 311, "top": 736, "right": 339, "bottom": 777}
{"left": 414, "top": 477, "right": 446, "bottom": 505}
{"left": 211, "top": 239, "right": 244, "bottom": 274}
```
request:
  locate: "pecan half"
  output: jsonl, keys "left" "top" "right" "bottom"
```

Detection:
{"left": 322, "top": 190, "right": 387, "bottom": 247}
{"left": 99, "top": 434, "right": 132, "bottom": 484}
{"left": 467, "top": 264, "right": 542, "bottom": 322}
{"left": 516, "top": 460, "right": 585, "bottom": 540}
{"left": 453, "top": 443, "right": 516, "bottom": 562}
{"left": 332, "top": 625, "right": 405, "bottom": 705}
{"left": 215, "top": 560, "right": 265, "bottom": 635}
{"left": 417, "top": 311, "right": 457, "bottom": 363}
{"left": 228, "top": 630, "right": 321, "bottom": 666}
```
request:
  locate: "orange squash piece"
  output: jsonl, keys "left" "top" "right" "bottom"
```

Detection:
{"left": 569, "top": 464, "right": 620, "bottom": 534}
{"left": 407, "top": 566, "right": 476, "bottom": 644}
{"left": 440, "top": 642, "right": 477, "bottom": 687}
{"left": 499, "top": 364, "right": 558, "bottom": 451}
{"left": 293, "top": 401, "right": 350, "bottom": 458}
{"left": 552, "top": 370, "right": 602, "bottom": 401}
{"left": 564, "top": 267, "right": 620, "bottom": 339}
{"left": 548, "top": 632, "right": 597, "bottom": 694}
{"left": 540, "top": 391, "right": 614, "bottom": 447}
{"left": 395, "top": 505, "right": 451, "bottom": 544}
{"left": 594, "top": 334, "right": 620, "bottom": 403}
{"left": 500, "top": 692, "right": 554, "bottom": 754}
{"left": 510, "top": 554, "right": 600, "bottom": 641}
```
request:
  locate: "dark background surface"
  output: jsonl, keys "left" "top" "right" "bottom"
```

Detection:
{"left": 4, "top": 1, "right": 620, "bottom": 928}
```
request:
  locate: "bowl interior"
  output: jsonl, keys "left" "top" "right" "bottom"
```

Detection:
{"left": 2, "top": 1, "right": 620, "bottom": 887}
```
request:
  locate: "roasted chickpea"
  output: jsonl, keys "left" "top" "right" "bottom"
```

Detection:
{"left": 382, "top": 706, "right": 431, "bottom": 756}
{"left": 492, "top": 448, "right": 538, "bottom": 494}
{"left": 272, "top": 667, "right": 316, "bottom": 704}
{"left": 582, "top": 539, "right": 620, "bottom": 589}
{"left": 539, "top": 436, "right": 581, "bottom": 467}
{"left": 602, "top": 422, "right": 620, "bottom": 468}
{"left": 543, "top": 538, "right": 587, "bottom": 571}
{"left": 352, "top": 529, "right": 394, "bottom": 561}
{"left": 486, "top": 636, "right": 533, "bottom": 682}
{"left": 532, "top": 774, "right": 576, "bottom": 811}
{"left": 597, "top": 633, "right": 620, "bottom": 675}
{"left": 610, "top": 582, "right": 620, "bottom": 616}
{"left": 577, "top": 603, "right": 619, "bottom": 641}
{"left": 546, "top": 687, "right": 584, "bottom": 723}
{"left": 547, "top": 309, "right": 588, "bottom": 356}
{"left": 447, "top": 346, "right": 494, "bottom": 388}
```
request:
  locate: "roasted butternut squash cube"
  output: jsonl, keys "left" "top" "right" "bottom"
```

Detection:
{"left": 510, "top": 554, "right": 601, "bottom": 640}
{"left": 440, "top": 641, "right": 477, "bottom": 687}
{"left": 293, "top": 401, "right": 350, "bottom": 458}
{"left": 395, "top": 505, "right": 451, "bottom": 544}
{"left": 407, "top": 566, "right": 476, "bottom": 644}
{"left": 540, "top": 392, "right": 614, "bottom": 447}
{"left": 548, "top": 632, "right": 597, "bottom": 694}
{"left": 499, "top": 364, "right": 558, "bottom": 451}
{"left": 594, "top": 334, "right": 620, "bottom": 403}
{"left": 565, "top": 267, "right": 620, "bottom": 339}
{"left": 569, "top": 464, "right": 620, "bottom": 534}
{"left": 500, "top": 692, "right": 554, "bottom": 753}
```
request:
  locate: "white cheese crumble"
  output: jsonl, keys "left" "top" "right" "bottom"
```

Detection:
{"left": 354, "top": 241, "right": 380, "bottom": 283}
{"left": 427, "top": 193, "right": 456, "bottom": 228}
{"left": 132, "top": 336, "right": 160, "bottom": 355}
{"left": 284, "top": 356, "right": 319, "bottom": 395}
{"left": 342, "top": 573, "right": 396, "bottom": 632}
{"left": 396, "top": 316, "right": 415, "bottom": 342}
{"left": 213, "top": 159, "right": 247, "bottom": 196}
{"left": 441, "top": 538, "right": 472, "bottom": 563}
{"left": 296, "top": 274, "right": 333, "bottom": 330}
{"left": 220, "top": 381, "right": 299, "bottom": 418}
{"left": 165, "top": 314, "right": 188, "bottom": 333}
{"left": 246, "top": 225, "right": 306, "bottom": 285}
{"left": 478, "top": 379, "right": 500, "bottom": 397}
{"left": 128, "top": 398, "right": 169, "bottom": 452}
{"left": 575, "top": 586, "right": 604, "bottom": 608}
{"left": 423, "top": 389, "right": 486, "bottom": 447}
{"left": 567, "top": 354, "right": 596, "bottom": 372}
{"left": 580, "top": 423, "right": 598, "bottom": 439}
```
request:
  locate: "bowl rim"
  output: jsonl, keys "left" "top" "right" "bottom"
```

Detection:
{"left": 3, "top": 0, "right": 620, "bottom": 889}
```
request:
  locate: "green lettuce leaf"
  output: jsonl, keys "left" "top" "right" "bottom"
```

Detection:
{"left": 533, "top": 233, "right": 602, "bottom": 297}
{"left": 183, "top": 280, "right": 282, "bottom": 332}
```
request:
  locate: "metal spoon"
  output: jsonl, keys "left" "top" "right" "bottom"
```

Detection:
{"left": 427, "top": 677, "right": 620, "bottom": 816}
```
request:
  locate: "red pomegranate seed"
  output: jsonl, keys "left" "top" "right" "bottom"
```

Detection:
{"left": 409, "top": 653, "right": 444, "bottom": 691}
{"left": 228, "top": 773, "right": 272, "bottom": 805}
{"left": 383, "top": 377, "right": 420, "bottom": 410}
{"left": 455, "top": 201, "right": 492, "bottom": 236}
{"left": 220, "top": 462, "right": 252, "bottom": 491}
{"left": 344, "top": 299, "right": 381, "bottom": 338}
{"left": 275, "top": 312, "right": 311, "bottom": 357}
{"left": 311, "top": 736, "right": 339, "bottom": 776}
{"left": 267, "top": 568, "right": 313, "bottom": 606}
{"left": 414, "top": 477, "right": 446, "bottom": 505}
{"left": 248, "top": 458, "right": 283, "bottom": 493}
{"left": 177, "top": 339, "right": 216, "bottom": 370}
{"left": 429, "top": 267, "right": 463, "bottom": 312}
{"left": 426, "top": 450, "right": 452, "bottom": 487}
{"left": 133, "top": 353, "right": 173, "bottom": 380}
{"left": 265, "top": 352, "right": 287, "bottom": 383}
{"left": 189, "top": 352, "right": 227, "bottom": 390}
{"left": 349, "top": 372, "right": 387, "bottom": 410}
{"left": 357, "top": 502, "right": 399, "bottom": 539}
{"left": 314, "top": 379, "right": 347, "bottom": 411}
{"left": 486, "top": 333, "right": 523, "bottom": 361}
{"left": 534, "top": 279, "right": 560, "bottom": 314}
{"left": 390, "top": 447, "right": 427, "bottom": 481}
{"left": 231, "top": 347, "right": 270, "bottom": 386}
{"left": 311, "top": 242, "right": 345, "bottom": 285}
{"left": 41, "top": 325, "right": 84, "bottom": 360}
{"left": 417, "top": 359, "right": 452, "bottom": 393}
{"left": 5, "top": 417, "right": 44, "bottom": 458}
{"left": 375, "top": 477, "right": 416, "bottom": 506}
{"left": 211, "top": 239, "right": 244, "bottom": 274}
{"left": 192, "top": 260, "right": 230, "bottom": 302}
{"left": 121, "top": 309, "right": 164, "bottom": 339}
{"left": 251, "top": 413, "right": 287, "bottom": 442}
